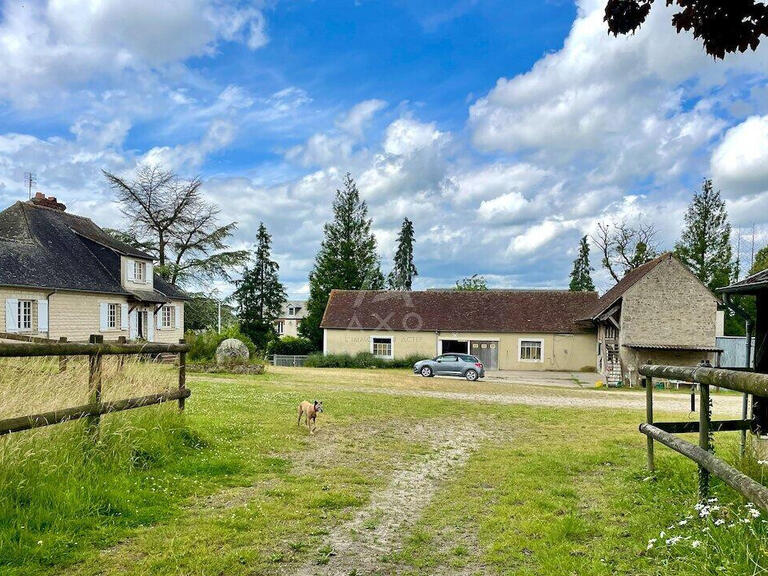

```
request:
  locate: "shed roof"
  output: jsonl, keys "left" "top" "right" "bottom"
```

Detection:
{"left": 321, "top": 289, "right": 598, "bottom": 333}
{"left": 720, "top": 269, "right": 768, "bottom": 294}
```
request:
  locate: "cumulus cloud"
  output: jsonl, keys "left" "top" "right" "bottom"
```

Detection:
{"left": 0, "top": 0, "right": 268, "bottom": 106}
{"left": 712, "top": 115, "right": 768, "bottom": 198}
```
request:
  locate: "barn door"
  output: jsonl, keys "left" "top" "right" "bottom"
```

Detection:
{"left": 471, "top": 341, "right": 498, "bottom": 371}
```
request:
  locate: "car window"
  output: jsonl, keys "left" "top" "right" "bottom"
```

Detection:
{"left": 459, "top": 354, "right": 478, "bottom": 362}
{"left": 439, "top": 355, "right": 457, "bottom": 362}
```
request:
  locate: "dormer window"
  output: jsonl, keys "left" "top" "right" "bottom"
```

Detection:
{"left": 134, "top": 261, "right": 145, "bottom": 282}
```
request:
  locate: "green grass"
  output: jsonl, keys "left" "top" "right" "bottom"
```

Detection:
{"left": 0, "top": 364, "right": 766, "bottom": 574}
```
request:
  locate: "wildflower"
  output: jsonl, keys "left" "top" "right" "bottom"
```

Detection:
{"left": 37, "top": 540, "right": 42, "bottom": 545}
{"left": 666, "top": 536, "right": 683, "bottom": 545}
{"left": 714, "top": 519, "right": 725, "bottom": 526}
{"left": 659, "top": 530, "right": 666, "bottom": 538}
{"left": 692, "top": 540, "right": 701, "bottom": 548}
{"left": 708, "top": 497, "right": 719, "bottom": 503}
{"left": 678, "top": 519, "right": 688, "bottom": 526}
{"left": 647, "top": 538, "right": 657, "bottom": 550}
{"left": 749, "top": 508, "right": 760, "bottom": 518}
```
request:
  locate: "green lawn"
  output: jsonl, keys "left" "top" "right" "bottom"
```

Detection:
{"left": 1, "top": 364, "right": 766, "bottom": 575}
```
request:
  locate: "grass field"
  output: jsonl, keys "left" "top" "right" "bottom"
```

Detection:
{"left": 1, "top": 363, "right": 767, "bottom": 575}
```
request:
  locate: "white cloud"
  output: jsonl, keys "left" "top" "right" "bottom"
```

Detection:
{"left": 0, "top": 0, "right": 268, "bottom": 106}
{"left": 337, "top": 99, "right": 387, "bottom": 139}
{"left": 712, "top": 115, "right": 768, "bottom": 198}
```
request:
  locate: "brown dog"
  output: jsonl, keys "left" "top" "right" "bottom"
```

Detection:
{"left": 297, "top": 400, "right": 323, "bottom": 434}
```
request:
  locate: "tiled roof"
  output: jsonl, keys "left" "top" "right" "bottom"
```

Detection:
{"left": 584, "top": 253, "right": 670, "bottom": 320}
{"left": 0, "top": 201, "right": 188, "bottom": 301}
{"left": 720, "top": 268, "right": 768, "bottom": 294}
{"left": 321, "top": 289, "right": 598, "bottom": 333}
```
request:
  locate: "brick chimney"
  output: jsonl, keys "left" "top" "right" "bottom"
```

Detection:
{"left": 30, "top": 192, "right": 66, "bottom": 211}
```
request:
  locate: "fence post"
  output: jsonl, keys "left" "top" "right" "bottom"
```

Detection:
{"left": 646, "top": 376, "right": 654, "bottom": 472}
{"left": 117, "top": 336, "right": 126, "bottom": 370}
{"left": 699, "top": 380, "right": 711, "bottom": 501}
{"left": 178, "top": 338, "right": 186, "bottom": 412}
{"left": 58, "top": 336, "right": 67, "bottom": 372}
{"left": 87, "top": 334, "right": 103, "bottom": 435}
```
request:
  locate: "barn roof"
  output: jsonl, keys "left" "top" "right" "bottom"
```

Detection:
{"left": 321, "top": 289, "right": 598, "bottom": 333}
{"left": 720, "top": 268, "right": 768, "bottom": 294}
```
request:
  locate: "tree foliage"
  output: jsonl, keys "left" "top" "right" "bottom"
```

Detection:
{"left": 300, "top": 173, "right": 384, "bottom": 348}
{"left": 604, "top": 0, "right": 768, "bottom": 59}
{"left": 569, "top": 235, "right": 596, "bottom": 292}
{"left": 184, "top": 293, "right": 237, "bottom": 331}
{"left": 455, "top": 274, "right": 488, "bottom": 291}
{"left": 104, "top": 165, "right": 249, "bottom": 286}
{"left": 233, "top": 223, "right": 287, "bottom": 350}
{"left": 593, "top": 221, "right": 659, "bottom": 283}
{"left": 750, "top": 246, "right": 768, "bottom": 276}
{"left": 387, "top": 217, "right": 418, "bottom": 290}
{"left": 674, "top": 179, "right": 734, "bottom": 292}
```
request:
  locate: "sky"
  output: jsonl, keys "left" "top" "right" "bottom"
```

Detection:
{"left": 0, "top": 0, "right": 767, "bottom": 298}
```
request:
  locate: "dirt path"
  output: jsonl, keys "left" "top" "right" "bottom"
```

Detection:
{"left": 295, "top": 422, "right": 489, "bottom": 576}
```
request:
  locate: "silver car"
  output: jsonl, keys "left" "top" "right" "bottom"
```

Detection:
{"left": 413, "top": 354, "right": 485, "bottom": 381}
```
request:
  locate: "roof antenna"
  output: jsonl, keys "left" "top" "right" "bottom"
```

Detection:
{"left": 24, "top": 172, "right": 36, "bottom": 200}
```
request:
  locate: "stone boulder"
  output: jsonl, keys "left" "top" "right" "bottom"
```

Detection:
{"left": 215, "top": 338, "right": 250, "bottom": 366}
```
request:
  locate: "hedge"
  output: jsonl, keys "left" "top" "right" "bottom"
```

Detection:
{"left": 304, "top": 352, "right": 425, "bottom": 369}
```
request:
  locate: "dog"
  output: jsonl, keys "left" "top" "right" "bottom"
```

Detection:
{"left": 297, "top": 400, "right": 323, "bottom": 434}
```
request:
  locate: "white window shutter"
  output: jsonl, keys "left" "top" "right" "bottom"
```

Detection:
{"left": 126, "top": 259, "right": 135, "bottom": 281}
{"left": 147, "top": 312, "right": 155, "bottom": 342}
{"left": 121, "top": 304, "right": 129, "bottom": 330}
{"left": 156, "top": 309, "right": 163, "bottom": 330}
{"left": 99, "top": 303, "right": 108, "bottom": 331}
{"left": 174, "top": 304, "right": 181, "bottom": 330}
{"left": 37, "top": 300, "right": 49, "bottom": 332}
{"left": 5, "top": 299, "right": 18, "bottom": 332}
{"left": 146, "top": 262, "right": 153, "bottom": 285}
{"left": 129, "top": 310, "right": 138, "bottom": 339}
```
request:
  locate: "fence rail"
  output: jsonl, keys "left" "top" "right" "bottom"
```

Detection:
{"left": 0, "top": 335, "right": 190, "bottom": 437}
{"left": 639, "top": 363, "right": 768, "bottom": 510}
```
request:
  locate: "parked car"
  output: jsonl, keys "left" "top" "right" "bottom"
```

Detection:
{"left": 413, "top": 354, "right": 485, "bottom": 381}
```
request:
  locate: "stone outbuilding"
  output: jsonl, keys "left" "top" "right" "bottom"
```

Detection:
{"left": 583, "top": 252, "right": 722, "bottom": 386}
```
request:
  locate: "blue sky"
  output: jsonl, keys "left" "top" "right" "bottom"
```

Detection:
{"left": 0, "top": 0, "right": 766, "bottom": 298}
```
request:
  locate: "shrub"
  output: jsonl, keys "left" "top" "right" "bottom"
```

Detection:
{"left": 304, "top": 352, "right": 425, "bottom": 369}
{"left": 185, "top": 325, "right": 256, "bottom": 362}
{"left": 267, "top": 336, "right": 317, "bottom": 356}
{"left": 187, "top": 362, "right": 265, "bottom": 375}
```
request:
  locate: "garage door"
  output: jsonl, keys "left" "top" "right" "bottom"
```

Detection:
{"left": 471, "top": 341, "right": 498, "bottom": 371}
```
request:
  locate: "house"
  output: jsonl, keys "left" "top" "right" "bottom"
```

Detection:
{"left": 320, "top": 289, "right": 599, "bottom": 371}
{"left": 0, "top": 194, "right": 188, "bottom": 343}
{"left": 275, "top": 300, "right": 307, "bottom": 338}
{"left": 584, "top": 253, "right": 722, "bottom": 386}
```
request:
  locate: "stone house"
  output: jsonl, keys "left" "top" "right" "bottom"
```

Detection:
{"left": 274, "top": 300, "right": 307, "bottom": 338}
{"left": 320, "top": 289, "right": 599, "bottom": 371}
{"left": 584, "top": 253, "right": 722, "bottom": 385}
{"left": 0, "top": 194, "right": 188, "bottom": 343}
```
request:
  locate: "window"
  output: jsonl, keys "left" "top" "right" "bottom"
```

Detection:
{"left": 438, "top": 355, "right": 457, "bottom": 362}
{"left": 519, "top": 339, "right": 543, "bottom": 362}
{"left": 276, "top": 321, "right": 284, "bottom": 335}
{"left": 371, "top": 337, "right": 393, "bottom": 358}
{"left": 161, "top": 305, "right": 175, "bottom": 329}
{"left": 18, "top": 300, "right": 32, "bottom": 331}
{"left": 133, "top": 261, "right": 145, "bottom": 282}
{"left": 107, "top": 303, "right": 119, "bottom": 329}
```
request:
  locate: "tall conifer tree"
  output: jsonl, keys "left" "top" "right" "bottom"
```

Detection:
{"left": 233, "top": 223, "right": 287, "bottom": 349}
{"left": 387, "top": 217, "right": 418, "bottom": 290}
{"left": 569, "top": 235, "right": 595, "bottom": 292}
{"left": 674, "top": 179, "right": 734, "bottom": 291}
{"left": 301, "top": 173, "right": 383, "bottom": 347}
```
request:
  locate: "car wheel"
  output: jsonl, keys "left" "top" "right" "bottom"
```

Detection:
{"left": 465, "top": 369, "right": 478, "bottom": 381}
{"left": 420, "top": 366, "right": 433, "bottom": 377}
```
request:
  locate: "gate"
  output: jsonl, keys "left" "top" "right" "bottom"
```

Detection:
{"left": 471, "top": 341, "right": 498, "bottom": 371}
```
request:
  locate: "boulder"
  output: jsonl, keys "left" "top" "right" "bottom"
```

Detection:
{"left": 215, "top": 338, "right": 250, "bottom": 366}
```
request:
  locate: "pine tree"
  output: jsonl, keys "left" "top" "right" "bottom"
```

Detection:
{"left": 674, "top": 179, "right": 734, "bottom": 292}
{"left": 233, "top": 223, "right": 287, "bottom": 349}
{"left": 387, "top": 218, "right": 418, "bottom": 290}
{"left": 569, "top": 235, "right": 595, "bottom": 292}
{"left": 300, "top": 173, "right": 384, "bottom": 348}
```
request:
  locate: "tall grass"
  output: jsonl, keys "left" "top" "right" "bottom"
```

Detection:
{"left": 0, "top": 355, "right": 205, "bottom": 572}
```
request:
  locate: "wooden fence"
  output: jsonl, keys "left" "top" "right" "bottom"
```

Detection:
{"left": 639, "top": 364, "right": 768, "bottom": 510}
{"left": 0, "top": 335, "right": 190, "bottom": 437}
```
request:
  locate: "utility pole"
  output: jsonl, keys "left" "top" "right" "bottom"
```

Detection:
{"left": 218, "top": 299, "right": 222, "bottom": 334}
{"left": 24, "top": 172, "right": 36, "bottom": 199}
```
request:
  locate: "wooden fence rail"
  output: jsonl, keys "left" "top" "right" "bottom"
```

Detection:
{"left": 0, "top": 335, "right": 190, "bottom": 438}
{"left": 639, "top": 363, "right": 768, "bottom": 510}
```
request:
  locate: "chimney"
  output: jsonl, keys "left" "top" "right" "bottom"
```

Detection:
{"left": 30, "top": 193, "right": 66, "bottom": 211}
